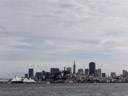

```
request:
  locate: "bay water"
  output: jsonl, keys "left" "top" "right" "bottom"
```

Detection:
{"left": 0, "top": 83, "right": 128, "bottom": 96}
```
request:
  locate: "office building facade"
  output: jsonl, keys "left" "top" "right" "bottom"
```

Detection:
{"left": 25, "top": 74, "right": 28, "bottom": 78}
{"left": 111, "top": 72, "right": 116, "bottom": 78}
{"left": 85, "top": 69, "right": 89, "bottom": 75}
{"left": 78, "top": 69, "right": 83, "bottom": 74}
{"left": 102, "top": 73, "right": 106, "bottom": 78}
{"left": 67, "top": 67, "right": 72, "bottom": 74}
{"left": 28, "top": 68, "right": 34, "bottom": 79}
{"left": 89, "top": 62, "right": 96, "bottom": 76}
{"left": 50, "top": 68, "right": 60, "bottom": 76}
{"left": 95, "top": 69, "right": 101, "bottom": 78}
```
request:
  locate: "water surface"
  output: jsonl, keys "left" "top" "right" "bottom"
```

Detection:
{"left": 0, "top": 83, "right": 128, "bottom": 96}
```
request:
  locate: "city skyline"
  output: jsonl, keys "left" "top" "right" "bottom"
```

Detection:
{"left": 1, "top": 0, "right": 128, "bottom": 78}
{"left": 22, "top": 61, "right": 126, "bottom": 80}
{"left": 2, "top": 61, "right": 127, "bottom": 79}
{"left": 7, "top": 62, "right": 128, "bottom": 83}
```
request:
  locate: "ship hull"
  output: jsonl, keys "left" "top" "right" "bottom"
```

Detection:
{"left": 11, "top": 81, "right": 23, "bottom": 84}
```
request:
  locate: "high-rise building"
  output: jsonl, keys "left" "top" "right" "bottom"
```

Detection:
{"left": 45, "top": 72, "right": 50, "bottom": 79}
{"left": 28, "top": 68, "right": 34, "bottom": 79}
{"left": 102, "top": 73, "right": 106, "bottom": 78}
{"left": 111, "top": 72, "right": 116, "bottom": 78}
{"left": 78, "top": 69, "right": 83, "bottom": 74}
{"left": 25, "top": 73, "right": 28, "bottom": 78}
{"left": 64, "top": 67, "right": 66, "bottom": 71}
{"left": 42, "top": 70, "right": 46, "bottom": 76}
{"left": 85, "top": 69, "right": 89, "bottom": 75}
{"left": 123, "top": 70, "right": 128, "bottom": 76}
{"left": 50, "top": 68, "right": 60, "bottom": 76}
{"left": 35, "top": 72, "right": 43, "bottom": 80}
{"left": 73, "top": 61, "right": 76, "bottom": 74}
{"left": 67, "top": 67, "right": 72, "bottom": 74}
{"left": 95, "top": 69, "right": 98, "bottom": 77}
{"left": 89, "top": 62, "right": 96, "bottom": 76}
{"left": 95, "top": 69, "right": 101, "bottom": 78}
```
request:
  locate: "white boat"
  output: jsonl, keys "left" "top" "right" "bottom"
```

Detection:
{"left": 23, "top": 78, "right": 35, "bottom": 83}
{"left": 10, "top": 76, "right": 23, "bottom": 83}
{"left": 10, "top": 76, "right": 35, "bottom": 84}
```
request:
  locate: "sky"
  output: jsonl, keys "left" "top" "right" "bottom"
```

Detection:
{"left": 0, "top": 0, "right": 128, "bottom": 78}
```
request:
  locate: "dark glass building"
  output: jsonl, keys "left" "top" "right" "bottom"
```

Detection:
{"left": 102, "top": 73, "right": 106, "bottom": 78}
{"left": 35, "top": 72, "right": 43, "bottom": 80}
{"left": 25, "top": 73, "right": 28, "bottom": 78}
{"left": 45, "top": 72, "right": 50, "bottom": 79}
{"left": 78, "top": 69, "right": 83, "bottom": 74}
{"left": 50, "top": 68, "right": 60, "bottom": 76}
{"left": 89, "top": 62, "right": 96, "bottom": 76}
{"left": 85, "top": 69, "right": 89, "bottom": 75}
{"left": 28, "top": 68, "right": 34, "bottom": 79}
{"left": 67, "top": 67, "right": 72, "bottom": 74}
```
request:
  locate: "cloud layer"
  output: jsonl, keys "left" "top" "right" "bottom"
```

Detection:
{"left": 0, "top": 0, "right": 128, "bottom": 77}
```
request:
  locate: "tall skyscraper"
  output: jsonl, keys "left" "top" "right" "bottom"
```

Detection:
{"left": 73, "top": 61, "right": 76, "bottom": 74}
{"left": 89, "top": 62, "right": 96, "bottom": 76}
{"left": 28, "top": 68, "right": 34, "bottom": 79}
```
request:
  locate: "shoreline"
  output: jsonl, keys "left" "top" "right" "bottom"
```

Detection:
{"left": 1, "top": 81, "right": 128, "bottom": 84}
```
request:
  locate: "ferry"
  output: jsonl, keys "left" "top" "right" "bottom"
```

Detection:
{"left": 10, "top": 76, "right": 35, "bottom": 84}
{"left": 23, "top": 78, "right": 35, "bottom": 84}
{"left": 10, "top": 76, "right": 23, "bottom": 83}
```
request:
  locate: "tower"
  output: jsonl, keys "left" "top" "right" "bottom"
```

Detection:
{"left": 89, "top": 62, "right": 96, "bottom": 76}
{"left": 73, "top": 61, "right": 76, "bottom": 74}
{"left": 97, "top": 69, "right": 101, "bottom": 78}
{"left": 28, "top": 68, "right": 34, "bottom": 79}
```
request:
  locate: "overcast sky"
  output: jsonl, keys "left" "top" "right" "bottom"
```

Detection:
{"left": 1, "top": 0, "right": 128, "bottom": 78}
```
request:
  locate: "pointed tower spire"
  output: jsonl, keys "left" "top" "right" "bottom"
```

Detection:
{"left": 73, "top": 60, "right": 76, "bottom": 74}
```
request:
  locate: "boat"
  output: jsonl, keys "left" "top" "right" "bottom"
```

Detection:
{"left": 10, "top": 76, "right": 35, "bottom": 84}
{"left": 10, "top": 76, "right": 23, "bottom": 83}
{"left": 23, "top": 78, "right": 35, "bottom": 84}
